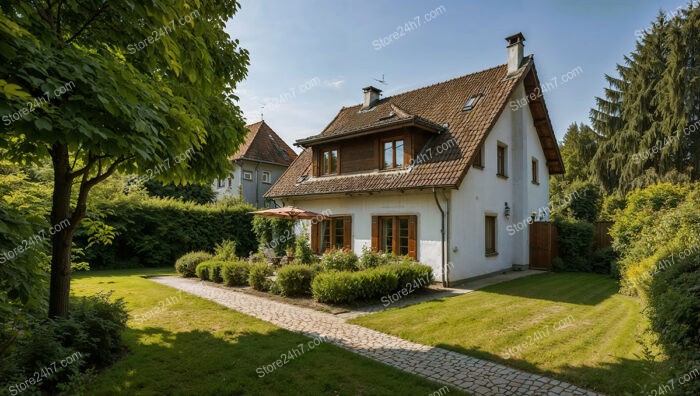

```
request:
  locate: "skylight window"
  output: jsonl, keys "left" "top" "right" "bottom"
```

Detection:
{"left": 462, "top": 94, "right": 483, "bottom": 111}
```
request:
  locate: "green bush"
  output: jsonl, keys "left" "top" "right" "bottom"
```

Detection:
{"left": 0, "top": 292, "right": 128, "bottom": 393}
{"left": 214, "top": 240, "right": 238, "bottom": 261}
{"left": 75, "top": 197, "right": 256, "bottom": 268}
{"left": 311, "top": 271, "right": 358, "bottom": 304}
{"left": 275, "top": 265, "right": 317, "bottom": 296}
{"left": 358, "top": 246, "right": 389, "bottom": 269}
{"left": 554, "top": 217, "right": 594, "bottom": 272}
{"left": 320, "top": 249, "right": 359, "bottom": 271}
{"left": 248, "top": 263, "right": 273, "bottom": 291}
{"left": 294, "top": 232, "right": 315, "bottom": 264}
{"left": 195, "top": 261, "right": 222, "bottom": 281}
{"left": 175, "top": 251, "right": 213, "bottom": 277}
{"left": 221, "top": 261, "right": 250, "bottom": 286}
{"left": 353, "top": 267, "right": 399, "bottom": 300}
{"left": 648, "top": 249, "right": 700, "bottom": 395}
{"left": 610, "top": 183, "right": 696, "bottom": 295}
{"left": 311, "top": 263, "right": 433, "bottom": 304}
{"left": 385, "top": 262, "right": 433, "bottom": 287}
{"left": 590, "top": 247, "right": 617, "bottom": 275}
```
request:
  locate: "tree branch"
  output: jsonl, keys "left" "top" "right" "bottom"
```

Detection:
{"left": 68, "top": 155, "right": 131, "bottom": 232}
{"left": 66, "top": 2, "right": 109, "bottom": 44}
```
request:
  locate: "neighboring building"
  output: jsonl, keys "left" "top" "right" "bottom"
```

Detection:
{"left": 214, "top": 120, "right": 297, "bottom": 207}
{"left": 266, "top": 33, "right": 564, "bottom": 285}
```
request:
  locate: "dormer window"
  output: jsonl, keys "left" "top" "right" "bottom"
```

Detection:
{"left": 321, "top": 148, "right": 339, "bottom": 175}
{"left": 463, "top": 94, "right": 483, "bottom": 111}
{"left": 382, "top": 139, "right": 404, "bottom": 169}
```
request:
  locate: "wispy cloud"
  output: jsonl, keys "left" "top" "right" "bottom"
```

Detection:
{"left": 324, "top": 79, "right": 345, "bottom": 89}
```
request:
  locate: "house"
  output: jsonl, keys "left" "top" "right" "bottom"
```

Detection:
{"left": 213, "top": 120, "right": 297, "bottom": 207}
{"left": 265, "top": 33, "right": 564, "bottom": 285}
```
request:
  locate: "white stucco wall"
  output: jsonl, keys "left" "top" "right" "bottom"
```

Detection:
{"left": 447, "top": 82, "right": 550, "bottom": 282}
{"left": 286, "top": 191, "right": 445, "bottom": 273}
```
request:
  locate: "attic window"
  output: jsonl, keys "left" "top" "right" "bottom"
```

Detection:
{"left": 379, "top": 111, "right": 396, "bottom": 121}
{"left": 462, "top": 94, "right": 483, "bottom": 111}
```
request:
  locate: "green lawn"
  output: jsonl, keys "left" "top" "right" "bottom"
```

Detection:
{"left": 72, "top": 268, "right": 464, "bottom": 395}
{"left": 350, "top": 272, "right": 666, "bottom": 395}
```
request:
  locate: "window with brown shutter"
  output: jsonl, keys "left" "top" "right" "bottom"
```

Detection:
{"left": 485, "top": 215, "right": 497, "bottom": 256}
{"left": 311, "top": 216, "right": 351, "bottom": 253}
{"left": 372, "top": 215, "right": 417, "bottom": 258}
{"left": 497, "top": 143, "right": 507, "bottom": 177}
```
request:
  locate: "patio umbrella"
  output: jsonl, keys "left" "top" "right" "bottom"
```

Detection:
{"left": 248, "top": 206, "right": 328, "bottom": 221}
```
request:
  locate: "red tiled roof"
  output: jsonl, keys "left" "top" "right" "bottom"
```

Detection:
{"left": 266, "top": 57, "right": 563, "bottom": 198}
{"left": 231, "top": 120, "right": 297, "bottom": 166}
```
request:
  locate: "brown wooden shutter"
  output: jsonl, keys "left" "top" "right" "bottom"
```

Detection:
{"left": 343, "top": 216, "right": 352, "bottom": 250}
{"left": 311, "top": 221, "right": 319, "bottom": 253}
{"left": 408, "top": 215, "right": 417, "bottom": 259}
{"left": 404, "top": 133, "right": 412, "bottom": 166}
{"left": 312, "top": 149, "right": 319, "bottom": 176}
{"left": 371, "top": 216, "right": 379, "bottom": 252}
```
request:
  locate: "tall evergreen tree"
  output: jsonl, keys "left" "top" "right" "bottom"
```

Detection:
{"left": 590, "top": 4, "right": 700, "bottom": 193}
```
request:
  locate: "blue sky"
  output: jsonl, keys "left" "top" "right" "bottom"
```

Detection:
{"left": 226, "top": 0, "right": 683, "bottom": 151}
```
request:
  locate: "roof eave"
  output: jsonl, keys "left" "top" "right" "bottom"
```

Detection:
{"left": 295, "top": 117, "right": 444, "bottom": 148}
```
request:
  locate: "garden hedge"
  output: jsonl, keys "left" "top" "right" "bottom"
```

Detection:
{"left": 76, "top": 197, "right": 256, "bottom": 268}
{"left": 311, "top": 263, "right": 433, "bottom": 304}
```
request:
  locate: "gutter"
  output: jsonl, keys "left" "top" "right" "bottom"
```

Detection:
{"left": 433, "top": 187, "right": 448, "bottom": 286}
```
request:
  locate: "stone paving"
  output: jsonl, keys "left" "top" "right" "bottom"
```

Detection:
{"left": 150, "top": 276, "right": 602, "bottom": 396}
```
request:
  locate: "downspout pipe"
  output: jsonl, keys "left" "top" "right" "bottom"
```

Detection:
{"left": 254, "top": 161, "right": 261, "bottom": 207}
{"left": 433, "top": 188, "right": 447, "bottom": 286}
{"left": 441, "top": 189, "right": 450, "bottom": 286}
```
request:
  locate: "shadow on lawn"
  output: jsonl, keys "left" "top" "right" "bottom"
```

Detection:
{"left": 433, "top": 341, "right": 664, "bottom": 395}
{"left": 93, "top": 326, "right": 453, "bottom": 395}
{"left": 479, "top": 272, "right": 619, "bottom": 306}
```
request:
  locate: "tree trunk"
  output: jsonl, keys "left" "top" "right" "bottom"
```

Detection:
{"left": 48, "top": 143, "right": 73, "bottom": 318}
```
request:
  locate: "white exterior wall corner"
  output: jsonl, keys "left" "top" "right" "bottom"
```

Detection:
{"left": 447, "top": 82, "right": 550, "bottom": 282}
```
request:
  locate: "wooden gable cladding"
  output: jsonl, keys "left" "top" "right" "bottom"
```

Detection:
{"left": 522, "top": 65, "right": 565, "bottom": 174}
{"left": 311, "top": 127, "right": 432, "bottom": 176}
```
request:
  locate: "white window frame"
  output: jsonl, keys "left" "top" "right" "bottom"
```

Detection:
{"left": 242, "top": 171, "right": 253, "bottom": 181}
{"left": 262, "top": 171, "right": 271, "bottom": 184}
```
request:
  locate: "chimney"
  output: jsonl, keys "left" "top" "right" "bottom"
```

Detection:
{"left": 505, "top": 33, "right": 525, "bottom": 74}
{"left": 362, "top": 86, "right": 382, "bottom": 110}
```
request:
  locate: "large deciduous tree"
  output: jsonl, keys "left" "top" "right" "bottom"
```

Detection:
{"left": 0, "top": 1, "right": 249, "bottom": 317}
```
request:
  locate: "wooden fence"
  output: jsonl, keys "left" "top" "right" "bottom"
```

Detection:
{"left": 528, "top": 221, "right": 613, "bottom": 271}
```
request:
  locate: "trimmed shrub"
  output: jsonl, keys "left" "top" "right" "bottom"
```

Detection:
{"left": 553, "top": 217, "right": 594, "bottom": 272}
{"left": 214, "top": 240, "right": 238, "bottom": 261}
{"left": 311, "top": 271, "right": 358, "bottom": 304}
{"left": 248, "top": 263, "right": 273, "bottom": 291}
{"left": 385, "top": 262, "right": 433, "bottom": 288}
{"left": 311, "top": 263, "right": 433, "bottom": 304}
{"left": 175, "top": 251, "right": 213, "bottom": 277}
{"left": 320, "top": 249, "right": 359, "bottom": 271}
{"left": 353, "top": 267, "right": 399, "bottom": 300}
{"left": 275, "top": 265, "right": 317, "bottom": 296}
{"left": 195, "top": 262, "right": 211, "bottom": 280}
{"left": 221, "top": 261, "right": 250, "bottom": 286}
